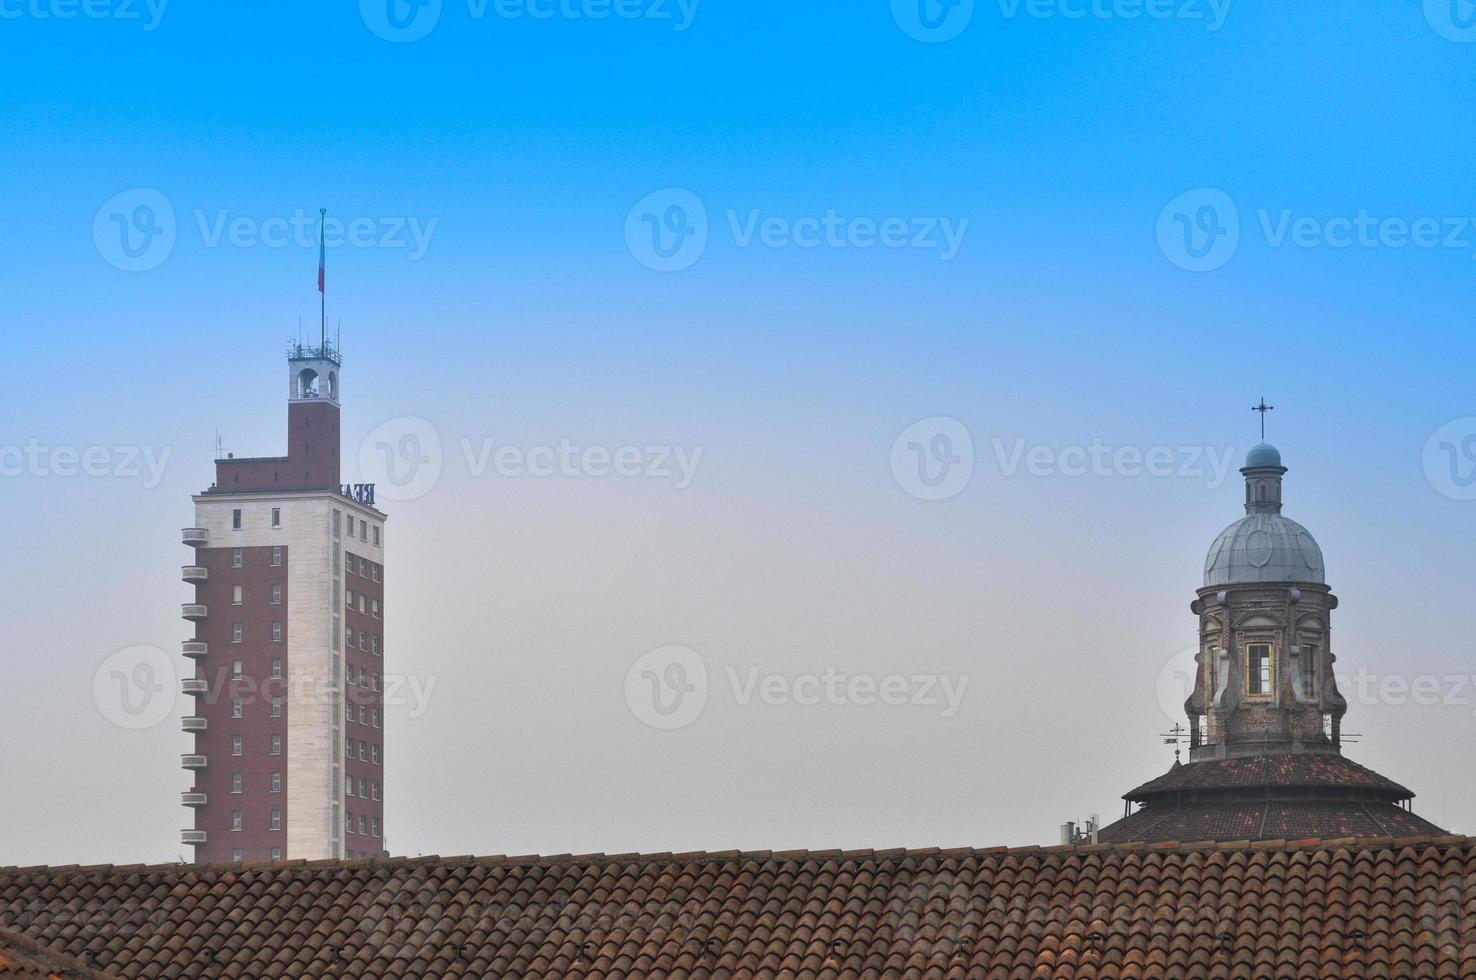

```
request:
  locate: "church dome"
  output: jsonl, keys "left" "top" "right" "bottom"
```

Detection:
{"left": 1203, "top": 443, "right": 1325, "bottom": 587}
{"left": 1245, "top": 442, "right": 1282, "bottom": 469}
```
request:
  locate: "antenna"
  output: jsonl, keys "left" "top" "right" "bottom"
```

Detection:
{"left": 317, "top": 207, "right": 328, "bottom": 350}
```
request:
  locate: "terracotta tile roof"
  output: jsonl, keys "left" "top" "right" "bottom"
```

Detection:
{"left": 1124, "top": 753, "right": 1415, "bottom": 801}
{"left": 2, "top": 837, "right": 1474, "bottom": 978}
{"left": 0, "top": 927, "right": 113, "bottom": 979}
{"left": 1097, "top": 800, "right": 1448, "bottom": 844}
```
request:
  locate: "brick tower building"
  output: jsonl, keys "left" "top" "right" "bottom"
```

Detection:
{"left": 1098, "top": 442, "right": 1444, "bottom": 842}
{"left": 179, "top": 343, "right": 387, "bottom": 862}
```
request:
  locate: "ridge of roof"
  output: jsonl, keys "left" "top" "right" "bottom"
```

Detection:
{"left": 4, "top": 833, "right": 1470, "bottom": 878}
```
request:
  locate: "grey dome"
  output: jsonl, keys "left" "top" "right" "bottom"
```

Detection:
{"left": 1245, "top": 442, "right": 1282, "bottom": 469}
{"left": 1204, "top": 514, "right": 1325, "bottom": 586}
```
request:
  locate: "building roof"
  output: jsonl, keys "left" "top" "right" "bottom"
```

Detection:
{"left": 2, "top": 838, "right": 1473, "bottom": 978}
{"left": 1097, "top": 800, "right": 1448, "bottom": 844}
{"left": 0, "top": 927, "right": 111, "bottom": 979}
{"left": 1244, "top": 442, "right": 1283, "bottom": 469}
{"left": 1123, "top": 753, "right": 1416, "bottom": 802}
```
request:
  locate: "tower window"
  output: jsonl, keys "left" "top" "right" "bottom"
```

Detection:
{"left": 233, "top": 548, "right": 243, "bottom": 568}
{"left": 271, "top": 507, "right": 281, "bottom": 528}
{"left": 271, "top": 546, "right": 283, "bottom": 566}
{"left": 232, "top": 509, "right": 242, "bottom": 529}
{"left": 1246, "top": 643, "right": 1274, "bottom": 697}
{"left": 1301, "top": 644, "right": 1317, "bottom": 694}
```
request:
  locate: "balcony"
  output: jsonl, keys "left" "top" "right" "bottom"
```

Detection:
{"left": 181, "top": 791, "right": 208, "bottom": 807}
{"left": 180, "top": 754, "right": 207, "bottom": 769}
{"left": 181, "top": 527, "right": 209, "bottom": 547}
{"left": 181, "top": 603, "right": 207, "bottom": 621}
{"left": 181, "top": 640, "right": 208, "bottom": 660}
{"left": 181, "top": 829, "right": 207, "bottom": 845}
{"left": 182, "top": 565, "right": 208, "bottom": 584}
{"left": 181, "top": 716, "right": 208, "bottom": 733}
{"left": 180, "top": 678, "right": 208, "bottom": 695}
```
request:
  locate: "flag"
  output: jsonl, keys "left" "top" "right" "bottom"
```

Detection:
{"left": 317, "top": 210, "right": 326, "bottom": 293}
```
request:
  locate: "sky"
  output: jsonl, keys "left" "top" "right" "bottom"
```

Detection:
{"left": 2, "top": 0, "right": 1476, "bottom": 866}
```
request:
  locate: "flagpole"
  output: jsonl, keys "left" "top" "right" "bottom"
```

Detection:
{"left": 319, "top": 208, "right": 327, "bottom": 351}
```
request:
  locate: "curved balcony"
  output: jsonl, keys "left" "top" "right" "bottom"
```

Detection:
{"left": 180, "top": 678, "right": 208, "bottom": 695}
{"left": 182, "top": 565, "right": 208, "bottom": 584}
{"left": 180, "top": 754, "right": 207, "bottom": 769}
{"left": 181, "top": 603, "right": 207, "bottom": 621}
{"left": 181, "top": 640, "right": 208, "bottom": 660}
{"left": 181, "top": 791, "right": 208, "bottom": 807}
{"left": 181, "top": 528, "right": 209, "bottom": 547}
{"left": 181, "top": 829, "right": 207, "bottom": 845}
{"left": 181, "top": 716, "right": 208, "bottom": 733}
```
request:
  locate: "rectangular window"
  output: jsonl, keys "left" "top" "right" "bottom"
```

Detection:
{"left": 373, "top": 526, "right": 380, "bottom": 547}
{"left": 359, "top": 632, "right": 367, "bottom": 651}
{"left": 359, "top": 557, "right": 367, "bottom": 576}
{"left": 271, "top": 697, "right": 282, "bottom": 718}
{"left": 346, "top": 736, "right": 354, "bottom": 757}
{"left": 371, "top": 817, "right": 380, "bottom": 838}
{"left": 371, "top": 781, "right": 380, "bottom": 801}
{"left": 345, "top": 701, "right": 353, "bottom": 723}
{"left": 346, "top": 669, "right": 356, "bottom": 688}
{"left": 231, "top": 773, "right": 242, "bottom": 794}
{"left": 232, "top": 509, "right": 242, "bottom": 529}
{"left": 359, "top": 777, "right": 367, "bottom": 798}
{"left": 346, "top": 588, "right": 354, "bottom": 608}
{"left": 1246, "top": 643, "right": 1274, "bottom": 697}
{"left": 372, "top": 708, "right": 379, "bottom": 729}
{"left": 271, "top": 659, "right": 282, "bottom": 679}
{"left": 231, "top": 698, "right": 242, "bottom": 719}
{"left": 358, "top": 595, "right": 366, "bottom": 614}
{"left": 371, "top": 636, "right": 380, "bottom": 656}
{"left": 346, "top": 775, "right": 355, "bottom": 796}
{"left": 232, "top": 849, "right": 243, "bottom": 862}
{"left": 270, "top": 809, "right": 282, "bottom": 830}
{"left": 232, "top": 585, "right": 243, "bottom": 606}
{"left": 372, "top": 564, "right": 380, "bottom": 583}
{"left": 371, "top": 744, "right": 380, "bottom": 765}
{"left": 270, "top": 734, "right": 282, "bottom": 755}
{"left": 272, "top": 622, "right": 282, "bottom": 643}
{"left": 271, "top": 847, "right": 281, "bottom": 861}
{"left": 346, "top": 552, "right": 355, "bottom": 576}
{"left": 271, "top": 772, "right": 282, "bottom": 793}
{"left": 360, "top": 741, "right": 368, "bottom": 762}
{"left": 346, "top": 515, "right": 355, "bottom": 536}
{"left": 346, "top": 813, "right": 354, "bottom": 835}
{"left": 360, "top": 522, "right": 367, "bottom": 542}
{"left": 271, "top": 546, "right": 283, "bottom": 566}
{"left": 358, "top": 814, "right": 367, "bottom": 834}
{"left": 231, "top": 810, "right": 242, "bottom": 832}
{"left": 1301, "top": 644, "right": 1317, "bottom": 694}
{"left": 371, "top": 599, "right": 380, "bottom": 620}
{"left": 271, "top": 583, "right": 282, "bottom": 604}
{"left": 271, "top": 507, "right": 281, "bottom": 528}
{"left": 232, "top": 659, "right": 243, "bottom": 679}
{"left": 333, "top": 509, "right": 341, "bottom": 538}
{"left": 232, "top": 548, "right": 243, "bottom": 568}
{"left": 232, "top": 623, "right": 243, "bottom": 643}
{"left": 359, "top": 666, "right": 368, "bottom": 686}
{"left": 232, "top": 736, "right": 243, "bottom": 756}
{"left": 358, "top": 704, "right": 367, "bottom": 724}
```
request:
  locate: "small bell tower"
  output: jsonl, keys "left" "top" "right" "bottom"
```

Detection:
{"left": 286, "top": 341, "right": 341, "bottom": 489}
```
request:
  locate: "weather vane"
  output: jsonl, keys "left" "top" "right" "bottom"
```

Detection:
{"left": 1252, "top": 398, "right": 1274, "bottom": 440}
{"left": 1160, "top": 723, "right": 1189, "bottom": 763}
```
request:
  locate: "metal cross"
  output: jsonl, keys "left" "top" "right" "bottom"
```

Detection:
{"left": 1252, "top": 398, "right": 1274, "bottom": 439}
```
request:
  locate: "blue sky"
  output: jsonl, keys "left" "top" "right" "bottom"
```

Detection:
{"left": 2, "top": 1, "right": 1476, "bottom": 863}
